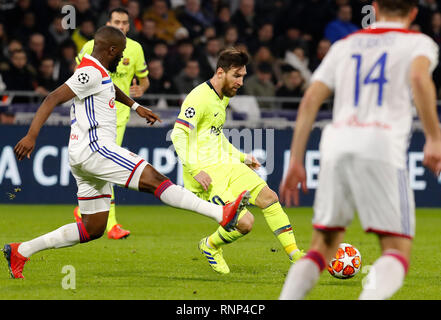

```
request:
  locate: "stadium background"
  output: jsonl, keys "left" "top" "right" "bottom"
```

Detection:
{"left": 1, "top": 0, "right": 441, "bottom": 206}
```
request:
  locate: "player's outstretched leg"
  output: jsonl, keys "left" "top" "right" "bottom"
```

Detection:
{"left": 2, "top": 212, "right": 108, "bottom": 279}
{"left": 138, "top": 164, "right": 250, "bottom": 230}
{"left": 280, "top": 229, "right": 344, "bottom": 300}
{"left": 255, "top": 186, "right": 304, "bottom": 263}
{"left": 358, "top": 235, "right": 411, "bottom": 300}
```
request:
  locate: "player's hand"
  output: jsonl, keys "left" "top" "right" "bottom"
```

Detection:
{"left": 14, "top": 135, "right": 36, "bottom": 161}
{"left": 130, "top": 79, "right": 144, "bottom": 98}
{"left": 423, "top": 138, "right": 441, "bottom": 176}
{"left": 279, "top": 158, "right": 308, "bottom": 207}
{"left": 194, "top": 170, "right": 212, "bottom": 191}
{"left": 136, "top": 106, "right": 162, "bottom": 126}
{"left": 244, "top": 154, "right": 261, "bottom": 171}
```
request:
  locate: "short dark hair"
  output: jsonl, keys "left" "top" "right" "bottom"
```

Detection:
{"left": 216, "top": 47, "right": 249, "bottom": 72}
{"left": 375, "top": 0, "right": 418, "bottom": 17}
{"left": 109, "top": 7, "right": 129, "bottom": 20}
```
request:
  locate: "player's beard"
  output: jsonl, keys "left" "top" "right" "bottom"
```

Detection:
{"left": 108, "top": 55, "right": 121, "bottom": 73}
{"left": 222, "top": 82, "right": 240, "bottom": 98}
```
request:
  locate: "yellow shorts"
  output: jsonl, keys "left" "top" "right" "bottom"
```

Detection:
{"left": 195, "top": 163, "right": 267, "bottom": 206}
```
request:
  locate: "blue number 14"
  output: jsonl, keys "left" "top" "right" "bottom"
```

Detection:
{"left": 351, "top": 52, "right": 388, "bottom": 107}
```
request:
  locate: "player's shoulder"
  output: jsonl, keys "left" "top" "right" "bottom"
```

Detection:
{"left": 126, "top": 37, "right": 143, "bottom": 52}
{"left": 181, "top": 82, "right": 210, "bottom": 110}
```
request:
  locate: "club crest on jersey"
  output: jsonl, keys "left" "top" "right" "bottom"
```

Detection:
{"left": 77, "top": 73, "right": 89, "bottom": 84}
{"left": 109, "top": 97, "right": 115, "bottom": 109}
{"left": 122, "top": 58, "right": 130, "bottom": 65}
{"left": 184, "top": 107, "right": 196, "bottom": 118}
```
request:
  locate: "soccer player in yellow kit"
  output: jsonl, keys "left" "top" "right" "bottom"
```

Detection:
{"left": 74, "top": 8, "right": 150, "bottom": 239}
{"left": 171, "top": 48, "right": 304, "bottom": 274}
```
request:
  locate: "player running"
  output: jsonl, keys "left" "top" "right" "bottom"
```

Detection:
{"left": 171, "top": 48, "right": 304, "bottom": 274}
{"left": 279, "top": 0, "right": 441, "bottom": 300}
{"left": 3, "top": 26, "right": 250, "bottom": 279}
{"left": 73, "top": 7, "right": 150, "bottom": 239}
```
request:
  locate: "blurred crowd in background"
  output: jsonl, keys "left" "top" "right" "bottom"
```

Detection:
{"left": 1, "top": 0, "right": 441, "bottom": 113}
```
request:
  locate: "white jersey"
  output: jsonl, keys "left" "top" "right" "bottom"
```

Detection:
{"left": 65, "top": 54, "right": 117, "bottom": 165}
{"left": 312, "top": 22, "right": 439, "bottom": 168}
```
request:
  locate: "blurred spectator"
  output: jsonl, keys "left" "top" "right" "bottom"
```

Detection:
{"left": 1, "top": 49, "right": 35, "bottom": 103}
{"left": 199, "top": 37, "right": 221, "bottom": 79}
{"left": 137, "top": 19, "right": 160, "bottom": 60}
{"left": 274, "top": 25, "right": 303, "bottom": 58}
{"left": 46, "top": 14, "right": 71, "bottom": 52}
{"left": 284, "top": 44, "right": 312, "bottom": 86}
{"left": 54, "top": 39, "right": 77, "bottom": 84}
{"left": 173, "top": 59, "right": 202, "bottom": 94}
{"left": 243, "top": 61, "right": 276, "bottom": 109}
{"left": 74, "top": 0, "right": 97, "bottom": 26}
{"left": 152, "top": 40, "right": 170, "bottom": 62}
{"left": 214, "top": 4, "right": 231, "bottom": 36}
{"left": 176, "top": 0, "right": 213, "bottom": 41}
{"left": 34, "top": 0, "right": 63, "bottom": 32}
{"left": 165, "top": 38, "right": 195, "bottom": 76}
{"left": 35, "top": 57, "right": 58, "bottom": 96}
{"left": 230, "top": 0, "right": 263, "bottom": 43}
{"left": 220, "top": 24, "right": 239, "bottom": 49}
{"left": 247, "top": 23, "right": 275, "bottom": 55}
{"left": 4, "top": 0, "right": 33, "bottom": 36}
{"left": 324, "top": 4, "right": 359, "bottom": 43}
{"left": 250, "top": 46, "right": 279, "bottom": 80}
{"left": 71, "top": 17, "right": 96, "bottom": 53}
{"left": 276, "top": 65, "right": 305, "bottom": 109}
{"left": 97, "top": 0, "right": 123, "bottom": 27}
{"left": 127, "top": 0, "right": 143, "bottom": 38}
{"left": 27, "top": 33, "right": 47, "bottom": 70}
{"left": 14, "top": 10, "right": 39, "bottom": 44}
{"left": 146, "top": 58, "right": 179, "bottom": 106}
{"left": 2, "top": 39, "right": 24, "bottom": 64}
{"left": 0, "top": 23, "right": 8, "bottom": 63}
{"left": 308, "top": 38, "right": 331, "bottom": 72}
{"left": 143, "top": 0, "right": 184, "bottom": 44}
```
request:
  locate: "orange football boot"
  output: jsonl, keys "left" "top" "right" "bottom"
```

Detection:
{"left": 3, "top": 243, "right": 29, "bottom": 279}
{"left": 107, "top": 224, "right": 130, "bottom": 239}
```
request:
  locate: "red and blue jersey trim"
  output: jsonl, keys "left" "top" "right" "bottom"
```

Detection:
{"left": 176, "top": 118, "right": 194, "bottom": 129}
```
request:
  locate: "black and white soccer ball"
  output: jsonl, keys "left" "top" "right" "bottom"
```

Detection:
{"left": 184, "top": 107, "right": 196, "bottom": 118}
{"left": 77, "top": 73, "right": 90, "bottom": 84}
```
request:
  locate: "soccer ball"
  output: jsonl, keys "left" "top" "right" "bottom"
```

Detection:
{"left": 328, "top": 243, "right": 362, "bottom": 279}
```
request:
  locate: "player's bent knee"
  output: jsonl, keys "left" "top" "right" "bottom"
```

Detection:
{"left": 236, "top": 212, "right": 254, "bottom": 234}
{"left": 256, "top": 187, "right": 279, "bottom": 209}
{"left": 81, "top": 211, "right": 108, "bottom": 240}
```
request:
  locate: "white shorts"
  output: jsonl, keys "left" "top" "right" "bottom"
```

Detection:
{"left": 313, "top": 154, "right": 415, "bottom": 239}
{"left": 70, "top": 144, "right": 148, "bottom": 214}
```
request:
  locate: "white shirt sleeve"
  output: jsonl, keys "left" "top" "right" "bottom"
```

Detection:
{"left": 65, "top": 66, "right": 102, "bottom": 100}
{"left": 411, "top": 35, "right": 439, "bottom": 73}
{"left": 311, "top": 41, "right": 343, "bottom": 90}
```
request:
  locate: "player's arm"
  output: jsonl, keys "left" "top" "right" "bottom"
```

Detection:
{"left": 280, "top": 81, "right": 332, "bottom": 207}
{"left": 114, "top": 83, "right": 161, "bottom": 125}
{"left": 410, "top": 56, "right": 441, "bottom": 175}
{"left": 14, "top": 84, "right": 76, "bottom": 160}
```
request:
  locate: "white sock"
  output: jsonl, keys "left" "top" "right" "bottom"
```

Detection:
{"left": 279, "top": 253, "right": 323, "bottom": 300}
{"left": 157, "top": 183, "right": 223, "bottom": 223}
{"left": 18, "top": 223, "right": 81, "bottom": 258}
{"left": 359, "top": 250, "right": 407, "bottom": 300}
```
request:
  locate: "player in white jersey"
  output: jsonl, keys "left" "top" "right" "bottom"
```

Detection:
{"left": 279, "top": 0, "right": 441, "bottom": 300}
{"left": 2, "top": 26, "right": 250, "bottom": 279}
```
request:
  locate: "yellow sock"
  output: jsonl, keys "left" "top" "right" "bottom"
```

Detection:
{"left": 106, "top": 186, "right": 118, "bottom": 232}
{"left": 207, "top": 210, "right": 248, "bottom": 249}
{"left": 262, "top": 202, "right": 298, "bottom": 258}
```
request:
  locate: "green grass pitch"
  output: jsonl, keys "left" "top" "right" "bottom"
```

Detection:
{"left": 0, "top": 204, "right": 440, "bottom": 300}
